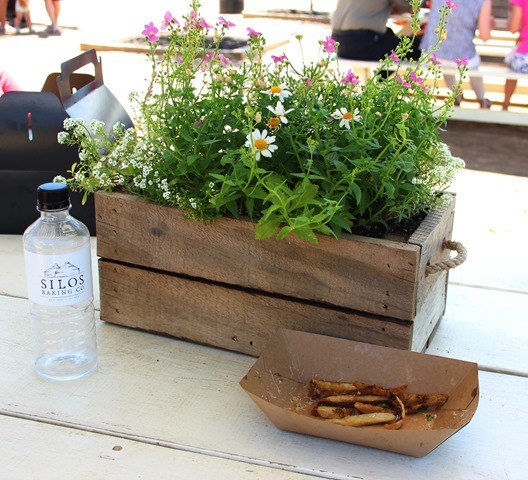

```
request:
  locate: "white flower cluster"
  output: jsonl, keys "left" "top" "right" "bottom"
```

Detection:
{"left": 412, "top": 142, "right": 465, "bottom": 196}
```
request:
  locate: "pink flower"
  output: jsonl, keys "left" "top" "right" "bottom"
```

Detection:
{"left": 142, "top": 22, "right": 159, "bottom": 42}
{"left": 419, "top": 84, "right": 431, "bottom": 93}
{"left": 389, "top": 50, "right": 400, "bottom": 62}
{"left": 409, "top": 71, "right": 424, "bottom": 84}
{"left": 187, "top": 9, "right": 198, "bottom": 28}
{"left": 161, "top": 11, "right": 177, "bottom": 30}
{"left": 445, "top": 0, "right": 458, "bottom": 9}
{"left": 199, "top": 18, "right": 213, "bottom": 29}
{"left": 218, "top": 16, "right": 236, "bottom": 28}
{"left": 271, "top": 54, "right": 287, "bottom": 64}
{"left": 340, "top": 69, "right": 360, "bottom": 85}
{"left": 217, "top": 53, "right": 231, "bottom": 66}
{"left": 455, "top": 56, "right": 469, "bottom": 66}
{"left": 203, "top": 52, "right": 214, "bottom": 63}
{"left": 305, "top": 77, "right": 313, "bottom": 87}
{"left": 321, "top": 36, "right": 336, "bottom": 54}
{"left": 430, "top": 53, "right": 441, "bottom": 65}
{"left": 396, "top": 75, "right": 411, "bottom": 89}
{"left": 247, "top": 27, "right": 261, "bottom": 37}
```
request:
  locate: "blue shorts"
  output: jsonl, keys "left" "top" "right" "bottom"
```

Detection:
{"left": 505, "top": 47, "right": 528, "bottom": 74}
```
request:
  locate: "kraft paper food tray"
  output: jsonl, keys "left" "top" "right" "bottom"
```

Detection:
{"left": 240, "top": 329, "right": 479, "bottom": 457}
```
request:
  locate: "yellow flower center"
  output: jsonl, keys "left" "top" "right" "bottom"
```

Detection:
{"left": 270, "top": 85, "right": 282, "bottom": 94}
{"left": 343, "top": 111, "right": 353, "bottom": 120}
{"left": 269, "top": 117, "right": 280, "bottom": 128}
{"left": 255, "top": 139, "right": 268, "bottom": 150}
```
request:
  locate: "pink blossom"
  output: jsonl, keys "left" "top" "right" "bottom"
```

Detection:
{"left": 217, "top": 53, "right": 231, "bottom": 66}
{"left": 271, "top": 54, "right": 287, "bottom": 64}
{"left": 305, "top": 77, "right": 313, "bottom": 87}
{"left": 321, "top": 36, "right": 336, "bottom": 54}
{"left": 430, "top": 53, "right": 441, "bottom": 65}
{"left": 409, "top": 71, "right": 424, "bottom": 84}
{"left": 389, "top": 50, "right": 400, "bottom": 62}
{"left": 142, "top": 22, "right": 159, "bottom": 42}
{"left": 203, "top": 52, "right": 214, "bottom": 63}
{"left": 340, "top": 69, "right": 360, "bottom": 85}
{"left": 218, "top": 16, "right": 236, "bottom": 27}
{"left": 161, "top": 11, "right": 177, "bottom": 30}
{"left": 419, "top": 84, "right": 431, "bottom": 93}
{"left": 199, "top": 18, "right": 213, "bottom": 29}
{"left": 396, "top": 75, "right": 411, "bottom": 89}
{"left": 455, "top": 56, "right": 469, "bottom": 66}
{"left": 247, "top": 27, "right": 261, "bottom": 37}
{"left": 445, "top": 0, "right": 458, "bottom": 9}
{"left": 188, "top": 10, "right": 198, "bottom": 28}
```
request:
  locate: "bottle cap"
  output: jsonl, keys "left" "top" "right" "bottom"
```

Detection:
{"left": 37, "top": 183, "right": 71, "bottom": 211}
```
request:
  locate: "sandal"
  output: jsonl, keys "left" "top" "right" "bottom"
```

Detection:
{"left": 45, "top": 26, "right": 61, "bottom": 35}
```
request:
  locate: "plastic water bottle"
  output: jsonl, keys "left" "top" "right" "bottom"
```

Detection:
{"left": 23, "top": 182, "right": 97, "bottom": 381}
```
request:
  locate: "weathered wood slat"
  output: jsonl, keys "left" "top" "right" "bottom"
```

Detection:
{"left": 0, "top": 415, "right": 315, "bottom": 480}
{"left": 98, "top": 258, "right": 413, "bottom": 355}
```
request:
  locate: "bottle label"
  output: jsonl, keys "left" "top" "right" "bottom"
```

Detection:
{"left": 25, "top": 250, "right": 93, "bottom": 306}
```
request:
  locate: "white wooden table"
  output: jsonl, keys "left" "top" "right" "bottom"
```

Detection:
{"left": 1, "top": 168, "right": 527, "bottom": 479}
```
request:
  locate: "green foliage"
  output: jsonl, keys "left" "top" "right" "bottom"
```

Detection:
{"left": 57, "top": 0, "right": 465, "bottom": 243}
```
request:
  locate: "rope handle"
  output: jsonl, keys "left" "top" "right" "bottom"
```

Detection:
{"left": 425, "top": 240, "right": 467, "bottom": 276}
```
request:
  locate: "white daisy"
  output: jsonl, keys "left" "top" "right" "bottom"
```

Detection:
{"left": 266, "top": 101, "right": 294, "bottom": 124}
{"left": 261, "top": 83, "right": 292, "bottom": 102}
{"left": 245, "top": 129, "right": 278, "bottom": 160}
{"left": 332, "top": 107, "right": 362, "bottom": 129}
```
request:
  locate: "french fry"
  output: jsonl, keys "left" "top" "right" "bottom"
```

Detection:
{"left": 354, "top": 402, "right": 394, "bottom": 414}
{"left": 309, "top": 379, "right": 359, "bottom": 397}
{"left": 320, "top": 394, "right": 388, "bottom": 405}
{"left": 384, "top": 419, "right": 404, "bottom": 430}
{"left": 315, "top": 405, "right": 358, "bottom": 419}
{"left": 354, "top": 383, "right": 408, "bottom": 397}
{"left": 327, "top": 412, "right": 396, "bottom": 427}
{"left": 392, "top": 393, "right": 406, "bottom": 420}
{"left": 399, "top": 393, "right": 449, "bottom": 413}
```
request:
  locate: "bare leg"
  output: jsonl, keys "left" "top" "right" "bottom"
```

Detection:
{"left": 26, "top": 11, "right": 33, "bottom": 30}
{"left": 468, "top": 76, "right": 490, "bottom": 108}
{"left": 14, "top": 12, "right": 22, "bottom": 30}
{"left": 442, "top": 73, "right": 457, "bottom": 90}
{"left": 0, "top": 0, "right": 7, "bottom": 30}
{"left": 44, "top": 0, "right": 60, "bottom": 30}
{"left": 503, "top": 79, "right": 517, "bottom": 110}
{"left": 442, "top": 73, "right": 462, "bottom": 104}
{"left": 469, "top": 76, "right": 485, "bottom": 101}
{"left": 54, "top": 0, "right": 61, "bottom": 23}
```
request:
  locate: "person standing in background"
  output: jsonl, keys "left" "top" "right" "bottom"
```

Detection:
{"left": 420, "top": 0, "right": 495, "bottom": 109}
{"left": 44, "top": 0, "right": 61, "bottom": 34}
{"left": 14, "top": 0, "right": 35, "bottom": 34}
{"left": 330, "top": 0, "right": 421, "bottom": 60}
{"left": 0, "top": 0, "right": 11, "bottom": 34}
{"left": 503, "top": 0, "right": 528, "bottom": 110}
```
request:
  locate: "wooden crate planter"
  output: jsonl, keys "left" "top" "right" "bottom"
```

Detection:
{"left": 95, "top": 191, "right": 460, "bottom": 355}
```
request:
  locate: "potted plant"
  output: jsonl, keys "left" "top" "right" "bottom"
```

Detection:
{"left": 56, "top": 0, "right": 467, "bottom": 354}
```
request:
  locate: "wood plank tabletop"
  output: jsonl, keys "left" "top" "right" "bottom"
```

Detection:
{"left": 0, "top": 416, "right": 319, "bottom": 480}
